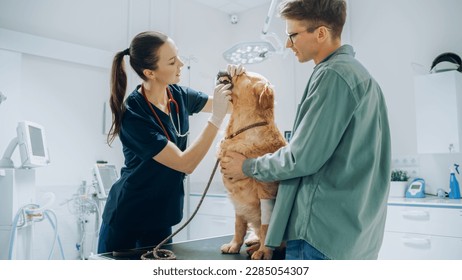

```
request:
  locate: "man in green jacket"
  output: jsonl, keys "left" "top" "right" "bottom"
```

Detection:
{"left": 221, "top": 0, "right": 391, "bottom": 260}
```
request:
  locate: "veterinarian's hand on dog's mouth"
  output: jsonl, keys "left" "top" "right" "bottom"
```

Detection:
{"left": 209, "top": 83, "right": 232, "bottom": 128}
{"left": 220, "top": 151, "right": 247, "bottom": 181}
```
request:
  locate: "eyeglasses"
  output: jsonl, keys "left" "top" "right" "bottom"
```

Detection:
{"left": 287, "top": 30, "right": 308, "bottom": 45}
{"left": 286, "top": 26, "right": 332, "bottom": 45}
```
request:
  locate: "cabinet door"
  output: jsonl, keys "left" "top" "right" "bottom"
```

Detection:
{"left": 188, "top": 215, "right": 235, "bottom": 240}
{"left": 189, "top": 195, "right": 235, "bottom": 217}
{"left": 379, "top": 232, "right": 462, "bottom": 259}
{"left": 385, "top": 205, "right": 462, "bottom": 237}
{"left": 414, "top": 70, "right": 462, "bottom": 153}
{"left": 188, "top": 195, "right": 236, "bottom": 240}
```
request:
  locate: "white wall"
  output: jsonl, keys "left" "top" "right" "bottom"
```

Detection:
{"left": 348, "top": 0, "right": 462, "bottom": 193}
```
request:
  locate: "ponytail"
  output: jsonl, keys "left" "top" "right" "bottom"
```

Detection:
{"left": 106, "top": 31, "right": 168, "bottom": 145}
{"left": 107, "top": 50, "right": 128, "bottom": 146}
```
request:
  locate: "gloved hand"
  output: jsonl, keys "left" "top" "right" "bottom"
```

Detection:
{"left": 209, "top": 83, "right": 232, "bottom": 128}
{"left": 227, "top": 64, "right": 245, "bottom": 77}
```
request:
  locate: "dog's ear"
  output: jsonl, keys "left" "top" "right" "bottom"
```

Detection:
{"left": 256, "top": 82, "right": 274, "bottom": 110}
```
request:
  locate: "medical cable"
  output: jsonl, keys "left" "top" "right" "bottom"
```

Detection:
{"left": 8, "top": 204, "right": 35, "bottom": 259}
{"left": 44, "top": 209, "right": 66, "bottom": 259}
{"left": 63, "top": 182, "right": 101, "bottom": 259}
{"left": 8, "top": 204, "right": 65, "bottom": 260}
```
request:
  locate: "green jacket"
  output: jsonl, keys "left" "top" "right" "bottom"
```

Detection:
{"left": 242, "top": 45, "right": 391, "bottom": 259}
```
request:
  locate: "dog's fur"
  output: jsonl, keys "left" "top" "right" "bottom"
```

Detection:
{"left": 218, "top": 71, "right": 286, "bottom": 260}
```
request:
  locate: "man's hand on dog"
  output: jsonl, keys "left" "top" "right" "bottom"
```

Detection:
{"left": 220, "top": 151, "right": 247, "bottom": 181}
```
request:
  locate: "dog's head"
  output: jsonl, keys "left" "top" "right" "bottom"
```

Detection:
{"left": 216, "top": 70, "right": 274, "bottom": 112}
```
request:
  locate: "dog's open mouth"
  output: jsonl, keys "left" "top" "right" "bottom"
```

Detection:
{"left": 216, "top": 70, "right": 233, "bottom": 90}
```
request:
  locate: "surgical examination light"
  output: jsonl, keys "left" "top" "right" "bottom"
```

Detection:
{"left": 223, "top": 0, "right": 283, "bottom": 65}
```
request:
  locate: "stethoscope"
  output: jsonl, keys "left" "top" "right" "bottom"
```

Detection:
{"left": 141, "top": 85, "right": 189, "bottom": 141}
{"left": 166, "top": 88, "right": 190, "bottom": 138}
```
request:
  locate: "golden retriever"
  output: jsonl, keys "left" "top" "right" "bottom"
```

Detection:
{"left": 217, "top": 71, "right": 286, "bottom": 260}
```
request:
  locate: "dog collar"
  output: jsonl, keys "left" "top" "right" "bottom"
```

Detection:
{"left": 225, "top": 121, "right": 268, "bottom": 140}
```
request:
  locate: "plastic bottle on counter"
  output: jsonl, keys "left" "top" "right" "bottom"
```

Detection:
{"left": 448, "top": 164, "right": 461, "bottom": 199}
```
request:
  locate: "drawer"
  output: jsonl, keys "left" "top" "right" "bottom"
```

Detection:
{"left": 386, "top": 205, "right": 462, "bottom": 237}
{"left": 379, "top": 232, "right": 462, "bottom": 259}
{"left": 188, "top": 214, "right": 235, "bottom": 240}
{"left": 189, "top": 195, "right": 235, "bottom": 218}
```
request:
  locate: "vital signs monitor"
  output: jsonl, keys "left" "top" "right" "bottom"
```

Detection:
{"left": 93, "top": 164, "right": 118, "bottom": 199}
{"left": 16, "top": 121, "right": 50, "bottom": 168}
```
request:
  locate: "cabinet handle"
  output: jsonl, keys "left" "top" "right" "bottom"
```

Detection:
{"left": 401, "top": 210, "right": 429, "bottom": 220}
{"left": 401, "top": 236, "right": 431, "bottom": 248}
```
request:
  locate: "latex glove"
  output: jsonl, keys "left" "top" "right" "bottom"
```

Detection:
{"left": 227, "top": 64, "right": 245, "bottom": 77}
{"left": 209, "top": 83, "right": 232, "bottom": 128}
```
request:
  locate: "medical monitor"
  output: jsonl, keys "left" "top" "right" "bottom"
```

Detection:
{"left": 16, "top": 121, "right": 50, "bottom": 168}
{"left": 93, "top": 164, "right": 118, "bottom": 199}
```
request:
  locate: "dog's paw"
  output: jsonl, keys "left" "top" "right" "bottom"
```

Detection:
{"left": 250, "top": 247, "right": 273, "bottom": 260}
{"left": 245, "top": 243, "right": 260, "bottom": 256}
{"left": 244, "top": 238, "right": 260, "bottom": 247}
{"left": 221, "top": 242, "right": 242, "bottom": 254}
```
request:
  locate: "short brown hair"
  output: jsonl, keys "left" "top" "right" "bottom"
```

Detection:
{"left": 279, "top": 0, "right": 346, "bottom": 38}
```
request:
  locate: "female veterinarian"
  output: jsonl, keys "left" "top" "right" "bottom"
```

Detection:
{"left": 98, "top": 31, "right": 241, "bottom": 253}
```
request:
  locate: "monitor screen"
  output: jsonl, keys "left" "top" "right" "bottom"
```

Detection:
{"left": 93, "top": 164, "right": 118, "bottom": 199}
{"left": 29, "top": 126, "right": 46, "bottom": 157}
{"left": 17, "top": 121, "right": 50, "bottom": 168}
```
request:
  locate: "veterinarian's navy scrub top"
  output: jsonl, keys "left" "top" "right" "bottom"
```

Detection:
{"left": 102, "top": 84, "right": 208, "bottom": 231}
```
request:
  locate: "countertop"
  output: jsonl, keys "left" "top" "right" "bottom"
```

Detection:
{"left": 388, "top": 195, "right": 462, "bottom": 208}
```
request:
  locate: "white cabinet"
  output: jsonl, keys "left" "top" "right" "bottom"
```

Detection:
{"left": 379, "top": 197, "right": 462, "bottom": 259}
{"left": 414, "top": 70, "right": 462, "bottom": 153}
{"left": 187, "top": 194, "right": 235, "bottom": 240}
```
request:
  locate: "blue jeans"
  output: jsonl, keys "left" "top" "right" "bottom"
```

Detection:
{"left": 285, "top": 240, "right": 329, "bottom": 260}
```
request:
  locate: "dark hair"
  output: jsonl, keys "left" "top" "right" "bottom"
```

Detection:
{"left": 279, "top": 0, "right": 346, "bottom": 39}
{"left": 107, "top": 31, "right": 168, "bottom": 145}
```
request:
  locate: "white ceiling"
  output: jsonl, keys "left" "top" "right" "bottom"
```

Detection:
{"left": 192, "top": 0, "right": 272, "bottom": 14}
